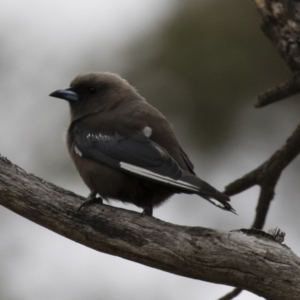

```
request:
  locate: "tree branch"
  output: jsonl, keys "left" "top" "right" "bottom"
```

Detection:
{"left": 0, "top": 155, "right": 300, "bottom": 299}
{"left": 252, "top": 0, "right": 300, "bottom": 107}
{"left": 218, "top": 2, "right": 300, "bottom": 298}
{"left": 254, "top": 0, "right": 300, "bottom": 72}
{"left": 224, "top": 123, "right": 300, "bottom": 229}
{"left": 217, "top": 288, "right": 242, "bottom": 300}
{"left": 255, "top": 75, "right": 300, "bottom": 108}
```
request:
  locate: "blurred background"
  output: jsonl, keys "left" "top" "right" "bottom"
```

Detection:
{"left": 0, "top": 0, "right": 299, "bottom": 299}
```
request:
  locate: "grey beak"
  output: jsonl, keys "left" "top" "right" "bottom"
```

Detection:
{"left": 49, "top": 88, "right": 79, "bottom": 102}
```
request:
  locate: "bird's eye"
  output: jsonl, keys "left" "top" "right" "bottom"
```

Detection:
{"left": 88, "top": 87, "right": 96, "bottom": 94}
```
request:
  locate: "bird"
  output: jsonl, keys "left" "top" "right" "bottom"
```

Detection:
{"left": 49, "top": 72, "right": 235, "bottom": 216}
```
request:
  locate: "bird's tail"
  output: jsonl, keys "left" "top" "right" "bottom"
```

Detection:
{"left": 181, "top": 173, "right": 236, "bottom": 214}
{"left": 197, "top": 186, "right": 236, "bottom": 214}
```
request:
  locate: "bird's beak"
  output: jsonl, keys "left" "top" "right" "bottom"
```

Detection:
{"left": 49, "top": 88, "right": 79, "bottom": 102}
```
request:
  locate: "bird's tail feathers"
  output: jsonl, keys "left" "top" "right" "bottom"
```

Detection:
{"left": 182, "top": 173, "right": 236, "bottom": 214}
{"left": 198, "top": 188, "right": 236, "bottom": 214}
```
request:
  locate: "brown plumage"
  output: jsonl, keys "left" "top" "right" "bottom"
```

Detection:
{"left": 50, "top": 72, "right": 235, "bottom": 216}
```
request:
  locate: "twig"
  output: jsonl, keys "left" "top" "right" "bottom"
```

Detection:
{"left": 225, "top": 123, "right": 300, "bottom": 229}
{"left": 217, "top": 288, "right": 242, "bottom": 300}
{"left": 255, "top": 75, "right": 300, "bottom": 108}
{"left": 252, "top": 185, "right": 275, "bottom": 229}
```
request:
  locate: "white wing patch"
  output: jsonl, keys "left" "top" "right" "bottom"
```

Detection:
{"left": 209, "top": 198, "right": 225, "bottom": 208}
{"left": 120, "top": 162, "right": 200, "bottom": 192}
{"left": 143, "top": 126, "right": 152, "bottom": 138}
{"left": 74, "top": 145, "right": 82, "bottom": 157}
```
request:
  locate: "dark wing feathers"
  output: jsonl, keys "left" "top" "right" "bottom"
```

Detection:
{"left": 72, "top": 125, "right": 183, "bottom": 180}
{"left": 72, "top": 125, "right": 235, "bottom": 213}
{"left": 180, "top": 146, "right": 196, "bottom": 174}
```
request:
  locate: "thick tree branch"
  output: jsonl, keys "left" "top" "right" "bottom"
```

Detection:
{"left": 0, "top": 156, "right": 300, "bottom": 299}
{"left": 253, "top": 0, "right": 300, "bottom": 107}
{"left": 253, "top": 0, "right": 300, "bottom": 71}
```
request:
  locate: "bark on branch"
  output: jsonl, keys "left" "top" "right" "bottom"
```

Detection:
{"left": 218, "top": 1, "right": 300, "bottom": 299}
{"left": 253, "top": 0, "right": 300, "bottom": 107}
{"left": 0, "top": 156, "right": 300, "bottom": 300}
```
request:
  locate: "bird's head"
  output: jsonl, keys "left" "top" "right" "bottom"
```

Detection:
{"left": 50, "top": 72, "right": 138, "bottom": 121}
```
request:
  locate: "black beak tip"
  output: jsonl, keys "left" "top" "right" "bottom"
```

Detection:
{"left": 49, "top": 90, "right": 60, "bottom": 98}
{"left": 49, "top": 88, "right": 79, "bottom": 102}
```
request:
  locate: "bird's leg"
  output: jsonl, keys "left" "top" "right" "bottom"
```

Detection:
{"left": 77, "top": 191, "right": 103, "bottom": 214}
{"left": 141, "top": 206, "right": 153, "bottom": 216}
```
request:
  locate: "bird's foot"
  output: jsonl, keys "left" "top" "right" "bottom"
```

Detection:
{"left": 141, "top": 206, "right": 153, "bottom": 216}
{"left": 77, "top": 192, "right": 103, "bottom": 214}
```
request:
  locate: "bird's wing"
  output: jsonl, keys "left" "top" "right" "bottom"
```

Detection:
{"left": 179, "top": 146, "right": 195, "bottom": 175}
{"left": 71, "top": 125, "right": 201, "bottom": 192}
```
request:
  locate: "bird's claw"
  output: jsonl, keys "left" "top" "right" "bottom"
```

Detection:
{"left": 141, "top": 206, "right": 153, "bottom": 216}
{"left": 77, "top": 192, "right": 103, "bottom": 214}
